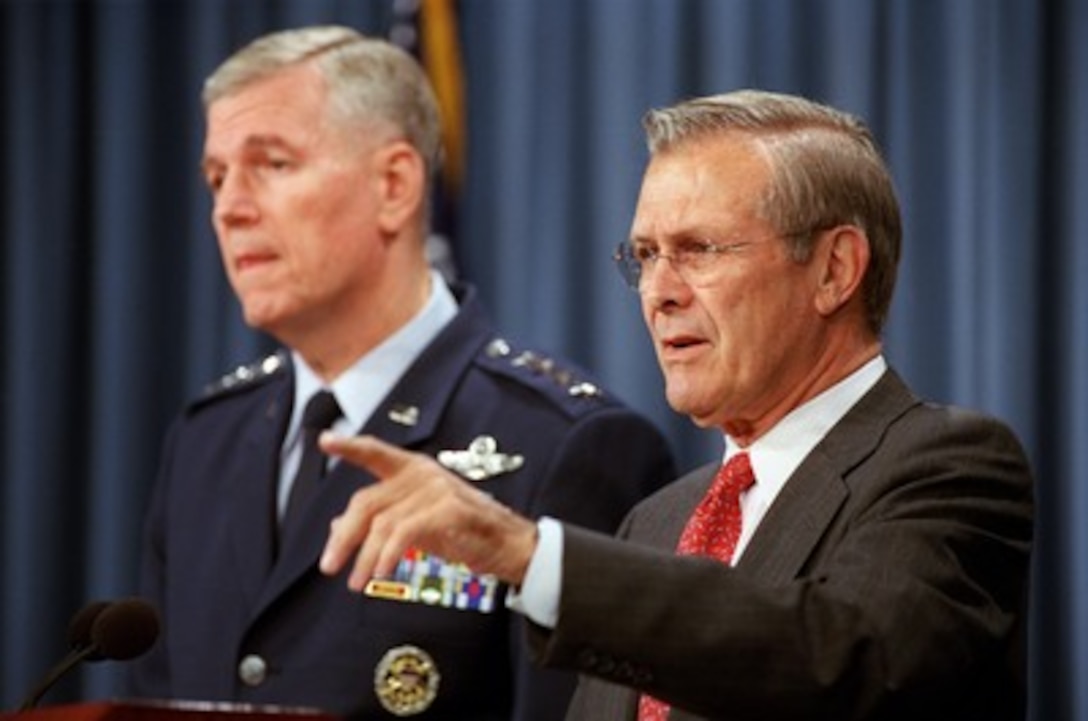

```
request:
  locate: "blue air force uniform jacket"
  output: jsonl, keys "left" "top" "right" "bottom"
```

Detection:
{"left": 128, "top": 284, "right": 677, "bottom": 721}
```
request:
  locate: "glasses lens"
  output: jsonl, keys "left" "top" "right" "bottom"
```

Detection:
{"left": 613, "top": 244, "right": 640, "bottom": 289}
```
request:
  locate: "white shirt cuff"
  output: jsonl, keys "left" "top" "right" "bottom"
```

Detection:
{"left": 505, "top": 516, "right": 563, "bottom": 628}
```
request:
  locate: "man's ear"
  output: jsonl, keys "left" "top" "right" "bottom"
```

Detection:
{"left": 374, "top": 140, "right": 426, "bottom": 235}
{"left": 814, "top": 225, "right": 870, "bottom": 317}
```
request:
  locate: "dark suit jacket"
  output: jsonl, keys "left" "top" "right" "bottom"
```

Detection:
{"left": 530, "top": 369, "right": 1034, "bottom": 721}
{"left": 127, "top": 284, "right": 676, "bottom": 720}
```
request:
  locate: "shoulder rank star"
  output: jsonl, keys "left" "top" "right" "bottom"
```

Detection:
{"left": 437, "top": 435, "right": 524, "bottom": 481}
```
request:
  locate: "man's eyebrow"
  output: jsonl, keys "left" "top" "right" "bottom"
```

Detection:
{"left": 239, "top": 134, "right": 292, "bottom": 151}
{"left": 204, "top": 134, "right": 293, "bottom": 159}
{"left": 201, "top": 134, "right": 294, "bottom": 173}
{"left": 629, "top": 228, "right": 705, "bottom": 245}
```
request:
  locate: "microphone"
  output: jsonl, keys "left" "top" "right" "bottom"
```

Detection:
{"left": 18, "top": 597, "right": 160, "bottom": 711}
{"left": 87, "top": 598, "right": 160, "bottom": 661}
{"left": 66, "top": 600, "right": 112, "bottom": 659}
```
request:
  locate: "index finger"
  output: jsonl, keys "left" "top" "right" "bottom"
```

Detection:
{"left": 319, "top": 433, "right": 413, "bottom": 479}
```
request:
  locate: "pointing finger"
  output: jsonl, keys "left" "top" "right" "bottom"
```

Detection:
{"left": 319, "top": 433, "right": 414, "bottom": 479}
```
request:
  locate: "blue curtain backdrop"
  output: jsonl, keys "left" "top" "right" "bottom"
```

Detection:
{"left": 1, "top": 1, "right": 1084, "bottom": 719}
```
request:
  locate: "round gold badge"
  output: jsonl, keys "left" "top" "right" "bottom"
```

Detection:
{"left": 374, "top": 645, "right": 440, "bottom": 716}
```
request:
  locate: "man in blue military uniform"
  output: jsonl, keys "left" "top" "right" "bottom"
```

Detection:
{"left": 126, "top": 25, "right": 676, "bottom": 721}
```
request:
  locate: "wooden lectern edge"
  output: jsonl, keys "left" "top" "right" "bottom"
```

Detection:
{"left": 1, "top": 699, "right": 339, "bottom": 721}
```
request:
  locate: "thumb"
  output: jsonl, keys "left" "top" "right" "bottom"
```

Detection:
{"left": 319, "top": 433, "right": 412, "bottom": 478}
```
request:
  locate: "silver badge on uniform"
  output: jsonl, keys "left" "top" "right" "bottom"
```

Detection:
{"left": 437, "top": 435, "right": 524, "bottom": 481}
{"left": 374, "top": 644, "right": 440, "bottom": 716}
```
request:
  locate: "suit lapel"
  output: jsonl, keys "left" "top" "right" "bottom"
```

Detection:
{"left": 628, "top": 464, "right": 718, "bottom": 549}
{"left": 734, "top": 452, "right": 847, "bottom": 583}
{"left": 737, "top": 369, "right": 918, "bottom": 583}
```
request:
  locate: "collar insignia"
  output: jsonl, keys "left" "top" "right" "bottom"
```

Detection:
{"left": 388, "top": 404, "right": 420, "bottom": 427}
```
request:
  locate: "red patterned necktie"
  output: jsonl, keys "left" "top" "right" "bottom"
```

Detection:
{"left": 637, "top": 452, "right": 756, "bottom": 721}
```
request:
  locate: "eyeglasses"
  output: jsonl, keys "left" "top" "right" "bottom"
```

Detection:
{"left": 612, "top": 231, "right": 815, "bottom": 290}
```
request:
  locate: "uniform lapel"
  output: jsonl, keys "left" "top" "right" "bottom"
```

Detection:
{"left": 255, "top": 295, "right": 495, "bottom": 612}
{"left": 228, "top": 377, "right": 292, "bottom": 608}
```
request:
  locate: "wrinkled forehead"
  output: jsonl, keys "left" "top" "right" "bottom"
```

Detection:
{"left": 205, "top": 65, "right": 330, "bottom": 140}
{"left": 631, "top": 137, "right": 772, "bottom": 241}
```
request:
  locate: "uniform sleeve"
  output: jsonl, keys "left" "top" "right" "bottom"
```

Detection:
{"left": 125, "top": 417, "right": 182, "bottom": 698}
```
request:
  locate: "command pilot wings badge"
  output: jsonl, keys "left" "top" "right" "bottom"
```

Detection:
{"left": 437, "top": 435, "right": 524, "bottom": 481}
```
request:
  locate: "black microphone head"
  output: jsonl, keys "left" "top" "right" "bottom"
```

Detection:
{"left": 66, "top": 601, "right": 113, "bottom": 657}
{"left": 89, "top": 597, "right": 160, "bottom": 662}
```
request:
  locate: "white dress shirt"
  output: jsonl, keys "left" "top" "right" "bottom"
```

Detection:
{"left": 511, "top": 355, "right": 888, "bottom": 628}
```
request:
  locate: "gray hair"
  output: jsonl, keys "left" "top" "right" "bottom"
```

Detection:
{"left": 643, "top": 89, "right": 902, "bottom": 335}
{"left": 203, "top": 25, "right": 443, "bottom": 189}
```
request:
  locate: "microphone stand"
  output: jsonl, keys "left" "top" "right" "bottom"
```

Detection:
{"left": 18, "top": 644, "right": 99, "bottom": 711}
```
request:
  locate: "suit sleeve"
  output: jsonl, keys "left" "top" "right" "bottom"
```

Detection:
{"left": 508, "top": 408, "right": 676, "bottom": 721}
{"left": 531, "top": 409, "right": 1034, "bottom": 721}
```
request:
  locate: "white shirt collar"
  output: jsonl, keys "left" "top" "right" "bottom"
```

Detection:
{"left": 276, "top": 272, "right": 458, "bottom": 518}
{"left": 289, "top": 270, "right": 458, "bottom": 443}
{"left": 729, "top": 355, "right": 887, "bottom": 561}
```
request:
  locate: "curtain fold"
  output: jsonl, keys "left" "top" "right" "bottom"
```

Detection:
{"left": 2, "top": 2, "right": 1083, "bottom": 718}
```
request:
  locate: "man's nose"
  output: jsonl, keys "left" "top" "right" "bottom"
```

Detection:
{"left": 213, "top": 172, "right": 259, "bottom": 225}
{"left": 640, "top": 254, "right": 692, "bottom": 309}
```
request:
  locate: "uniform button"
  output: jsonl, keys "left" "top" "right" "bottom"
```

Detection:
{"left": 238, "top": 654, "right": 268, "bottom": 687}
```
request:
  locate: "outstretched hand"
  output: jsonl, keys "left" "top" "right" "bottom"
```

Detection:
{"left": 318, "top": 434, "right": 539, "bottom": 591}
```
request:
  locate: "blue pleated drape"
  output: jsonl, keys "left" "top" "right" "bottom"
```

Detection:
{"left": 1, "top": 2, "right": 1084, "bottom": 719}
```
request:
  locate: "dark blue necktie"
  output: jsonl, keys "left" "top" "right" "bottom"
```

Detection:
{"left": 282, "top": 390, "right": 342, "bottom": 535}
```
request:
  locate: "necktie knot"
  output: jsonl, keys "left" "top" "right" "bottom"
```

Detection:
{"left": 676, "top": 451, "right": 755, "bottom": 560}
{"left": 716, "top": 451, "right": 756, "bottom": 497}
{"left": 302, "top": 390, "right": 342, "bottom": 432}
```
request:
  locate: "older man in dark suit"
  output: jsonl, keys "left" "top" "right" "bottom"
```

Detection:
{"left": 319, "top": 89, "right": 1034, "bottom": 721}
